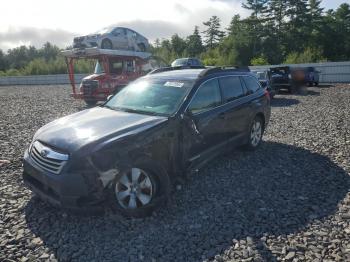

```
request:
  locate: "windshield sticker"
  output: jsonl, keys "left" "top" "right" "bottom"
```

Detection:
{"left": 164, "top": 81, "right": 184, "bottom": 88}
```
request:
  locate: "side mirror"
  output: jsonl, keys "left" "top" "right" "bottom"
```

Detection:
{"left": 182, "top": 109, "right": 193, "bottom": 120}
{"left": 183, "top": 110, "right": 201, "bottom": 136}
{"left": 107, "top": 95, "right": 113, "bottom": 101}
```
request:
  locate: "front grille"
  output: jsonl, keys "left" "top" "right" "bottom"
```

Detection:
{"left": 30, "top": 141, "right": 68, "bottom": 175}
{"left": 74, "top": 36, "right": 85, "bottom": 43}
{"left": 81, "top": 80, "right": 99, "bottom": 96}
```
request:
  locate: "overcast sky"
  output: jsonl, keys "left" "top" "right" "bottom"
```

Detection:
{"left": 0, "top": 0, "right": 347, "bottom": 51}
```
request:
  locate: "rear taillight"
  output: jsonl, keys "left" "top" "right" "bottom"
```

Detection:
{"left": 264, "top": 89, "right": 270, "bottom": 101}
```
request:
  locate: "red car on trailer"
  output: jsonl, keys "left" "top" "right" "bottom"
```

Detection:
{"left": 62, "top": 48, "right": 157, "bottom": 106}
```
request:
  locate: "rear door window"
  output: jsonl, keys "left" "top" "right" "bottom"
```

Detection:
{"left": 112, "top": 28, "right": 123, "bottom": 36}
{"left": 189, "top": 78, "right": 221, "bottom": 114}
{"left": 242, "top": 76, "right": 261, "bottom": 94}
{"left": 218, "top": 76, "right": 245, "bottom": 102}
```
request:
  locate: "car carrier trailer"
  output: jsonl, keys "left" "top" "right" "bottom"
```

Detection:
{"left": 62, "top": 48, "right": 153, "bottom": 106}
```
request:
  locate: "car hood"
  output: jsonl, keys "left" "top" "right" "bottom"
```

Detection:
{"left": 83, "top": 74, "right": 105, "bottom": 81}
{"left": 34, "top": 107, "right": 168, "bottom": 153}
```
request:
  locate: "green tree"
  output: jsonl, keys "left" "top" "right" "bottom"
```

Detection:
{"left": 267, "top": 0, "right": 288, "bottom": 32}
{"left": 334, "top": 3, "right": 350, "bottom": 60}
{"left": 7, "top": 46, "right": 30, "bottom": 69}
{"left": 309, "top": 0, "right": 324, "bottom": 22}
{"left": 284, "top": 47, "right": 326, "bottom": 63}
{"left": 242, "top": 0, "right": 269, "bottom": 19}
{"left": 318, "top": 4, "right": 350, "bottom": 61}
{"left": 40, "top": 42, "right": 60, "bottom": 62}
{"left": 202, "top": 16, "right": 225, "bottom": 48}
{"left": 223, "top": 15, "right": 258, "bottom": 66}
{"left": 154, "top": 38, "right": 161, "bottom": 48}
{"left": 170, "top": 34, "right": 187, "bottom": 57}
{"left": 0, "top": 50, "right": 8, "bottom": 71}
{"left": 285, "top": 0, "right": 310, "bottom": 51}
{"left": 251, "top": 55, "right": 269, "bottom": 65}
{"left": 186, "top": 26, "right": 204, "bottom": 57}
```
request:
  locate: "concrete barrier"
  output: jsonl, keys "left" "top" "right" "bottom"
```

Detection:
{"left": 0, "top": 74, "right": 88, "bottom": 86}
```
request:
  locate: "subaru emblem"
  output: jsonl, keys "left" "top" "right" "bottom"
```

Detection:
{"left": 40, "top": 149, "right": 49, "bottom": 158}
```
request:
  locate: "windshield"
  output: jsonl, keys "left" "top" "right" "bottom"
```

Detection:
{"left": 171, "top": 59, "right": 188, "bottom": 67}
{"left": 94, "top": 61, "right": 104, "bottom": 74}
{"left": 95, "top": 27, "right": 112, "bottom": 34}
{"left": 105, "top": 78, "right": 194, "bottom": 116}
{"left": 253, "top": 71, "right": 267, "bottom": 80}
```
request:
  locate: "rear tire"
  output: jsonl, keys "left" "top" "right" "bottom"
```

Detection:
{"left": 289, "top": 84, "right": 297, "bottom": 94}
{"left": 314, "top": 82, "right": 319, "bottom": 86}
{"left": 244, "top": 116, "right": 264, "bottom": 150}
{"left": 101, "top": 39, "right": 113, "bottom": 49}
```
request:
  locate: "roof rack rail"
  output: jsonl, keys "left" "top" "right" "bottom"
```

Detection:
{"left": 148, "top": 65, "right": 206, "bottom": 75}
{"left": 198, "top": 66, "right": 250, "bottom": 78}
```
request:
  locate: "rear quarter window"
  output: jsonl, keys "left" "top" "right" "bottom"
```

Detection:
{"left": 218, "top": 76, "right": 245, "bottom": 102}
{"left": 243, "top": 76, "right": 261, "bottom": 94}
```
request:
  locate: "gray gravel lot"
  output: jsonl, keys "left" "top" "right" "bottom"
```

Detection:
{"left": 0, "top": 84, "right": 350, "bottom": 261}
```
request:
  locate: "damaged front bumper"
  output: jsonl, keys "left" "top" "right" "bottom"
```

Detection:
{"left": 22, "top": 149, "right": 104, "bottom": 212}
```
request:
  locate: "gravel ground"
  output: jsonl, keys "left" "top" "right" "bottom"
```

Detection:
{"left": 0, "top": 84, "right": 349, "bottom": 262}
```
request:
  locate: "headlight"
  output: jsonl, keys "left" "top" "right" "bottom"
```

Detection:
{"left": 288, "top": 74, "right": 292, "bottom": 79}
{"left": 28, "top": 140, "right": 34, "bottom": 153}
{"left": 29, "top": 130, "right": 40, "bottom": 153}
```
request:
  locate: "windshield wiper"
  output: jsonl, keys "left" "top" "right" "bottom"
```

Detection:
{"left": 122, "top": 108, "right": 160, "bottom": 116}
{"left": 104, "top": 105, "right": 165, "bottom": 116}
{"left": 103, "top": 104, "right": 117, "bottom": 111}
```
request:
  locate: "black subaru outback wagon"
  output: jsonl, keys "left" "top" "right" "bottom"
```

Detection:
{"left": 23, "top": 67, "right": 271, "bottom": 217}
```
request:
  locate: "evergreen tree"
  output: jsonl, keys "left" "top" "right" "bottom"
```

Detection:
{"left": 170, "top": 34, "right": 187, "bottom": 57}
{"left": 154, "top": 38, "right": 161, "bottom": 48}
{"left": 186, "top": 26, "right": 204, "bottom": 57}
{"left": 334, "top": 3, "right": 350, "bottom": 60}
{"left": 221, "top": 15, "right": 255, "bottom": 66}
{"left": 202, "top": 16, "right": 225, "bottom": 48}
{"left": 40, "top": 42, "right": 60, "bottom": 62}
{"left": 0, "top": 50, "right": 8, "bottom": 71}
{"left": 308, "top": 0, "right": 324, "bottom": 22}
{"left": 307, "top": 0, "right": 324, "bottom": 50}
{"left": 285, "top": 0, "right": 310, "bottom": 52}
{"left": 242, "top": 0, "right": 269, "bottom": 19}
{"left": 267, "top": 0, "right": 288, "bottom": 31}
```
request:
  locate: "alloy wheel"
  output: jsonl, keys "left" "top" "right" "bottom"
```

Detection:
{"left": 250, "top": 120, "right": 262, "bottom": 147}
{"left": 115, "top": 168, "right": 154, "bottom": 209}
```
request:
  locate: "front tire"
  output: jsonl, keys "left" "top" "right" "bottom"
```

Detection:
{"left": 84, "top": 99, "right": 97, "bottom": 107}
{"left": 245, "top": 116, "right": 264, "bottom": 150}
{"left": 109, "top": 159, "right": 168, "bottom": 218}
{"left": 289, "top": 84, "right": 297, "bottom": 94}
{"left": 137, "top": 43, "right": 146, "bottom": 52}
{"left": 101, "top": 39, "right": 113, "bottom": 49}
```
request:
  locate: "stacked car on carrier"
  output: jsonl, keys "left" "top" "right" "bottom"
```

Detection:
{"left": 63, "top": 27, "right": 166, "bottom": 106}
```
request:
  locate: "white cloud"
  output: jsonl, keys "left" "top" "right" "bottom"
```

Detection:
{"left": 0, "top": 27, "right": 74, "bottom": 50}
{"left": 0, "top": 0, "right": 247, "bottom": 51}
{"left": 0, "top": 0, "right": 341, "bottom": 51}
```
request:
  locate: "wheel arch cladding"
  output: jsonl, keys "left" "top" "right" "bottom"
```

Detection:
{"left": 88, "top": 144, "right": 172, "bottom": 202}
{"left": 255, "top": 112, "right": 265, "bottom": 130}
